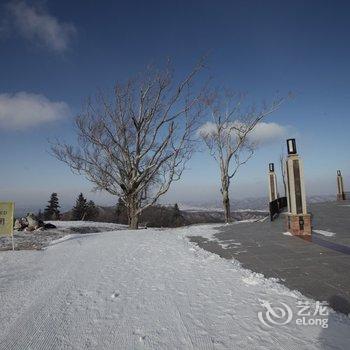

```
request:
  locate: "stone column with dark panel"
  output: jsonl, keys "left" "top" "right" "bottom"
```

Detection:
{"left": 336, "top": 170, "right": 346, "bottom": 201}
{"left": 285, "top": 139, "right": 312, "bottom": 235}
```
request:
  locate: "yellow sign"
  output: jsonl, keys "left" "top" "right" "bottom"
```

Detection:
{"left": 0, "top": 202, "right": 15, "bottom": 236}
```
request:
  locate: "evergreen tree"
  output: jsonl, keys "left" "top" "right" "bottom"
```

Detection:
{"left": 86, "top": 200, "right": 98, "bottom": 221}
{"left": 72, "top": 193, "right": 88, "bottom": 220}
{"left": 44, "top": 193, "right": 60, "bottom": 220}
{"left": 173, "top": 203, "right": 182, "bottom": 226}
{"left": 116, "top": 197, "right": 124, "bottom": 218}
{"left": 37, "top": 209, "right": 44, "bottom": 221}
{"left": 115, "top": 197, "right": 127, "bottom": 223}
{"left": 174, "top": 203, "right": 180, "bottom": 217}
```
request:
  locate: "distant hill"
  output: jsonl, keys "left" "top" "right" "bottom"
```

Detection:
{"left": 15, "top": 194, "right": 337, "bottom": 225}
{"left": 178, "top": 194, "right": 337, "bottom": 212}
{"left": 59, "top": 203, "right": 268, "bottom": 227}
{"left": 61, "top": 204, "right": 185, "bottom": 227}
{"left": 181, "top": 209, "right": 268, "bottom": 224}
{"left": 61, "top": 205, "right": 118, "bottom": 222}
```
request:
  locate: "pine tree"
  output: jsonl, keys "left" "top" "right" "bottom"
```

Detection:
{"left": 173, "top": 203, "right": 182, "bottom": 226}
{"left": 37, "top": 209, "right": 44, "bottom": 221}
{"left": 86, "top": 200, "right": 98, "bottom": 221}
{"left": 174, "top": 203, "right": 180, "bottom": 216}
{"left": 115, "top": 197, "right": 123, "bottom": 218}
{"left": 44, "top": 193, "right": 61, "bottom": 220}
{"left": 72, "top": 193, "right": 88, "bottom": 220}
{"left": 115, "top": 197, "right": 126, "bottom": 222}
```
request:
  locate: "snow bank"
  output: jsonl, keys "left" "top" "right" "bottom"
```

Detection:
{"left": 313, "top": 230, "right": 336, "bottom": 237}
{"left": 48, "top": 233, "right": 99, "bottom": 247}
{"left": 47, "top": 220, "right": 127, "bottom": 230}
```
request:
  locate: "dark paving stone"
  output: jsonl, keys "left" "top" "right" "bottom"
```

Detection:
{"left": 189, "top": 201, "right": 350, "bottom": 315}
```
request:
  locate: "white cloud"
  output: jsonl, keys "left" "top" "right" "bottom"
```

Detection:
{"left": 199, "top": 121, "right": 287, "bottom": 146}
{"left": 198, "top": 121, "right": 218, "bottom": 137}
{"left": 0, "top": 92, "right": 70, "bottom": 130}
{"left": 6, "top": 1, "right": 76, "bottom": 52}
{"left": 249, "top": 122, "right": 287, "bottom": 145}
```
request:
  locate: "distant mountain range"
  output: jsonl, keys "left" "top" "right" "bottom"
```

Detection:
{"left": 177, "top": 194, "right": 336, "bottom": 212}
{"left": 14, "top": 194, "right": 336, "bottom": 219}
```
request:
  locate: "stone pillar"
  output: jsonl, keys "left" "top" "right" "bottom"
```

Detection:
{"left": 336, "top": 170, "right": 346, "bottom": 201}
{"left": 268, "top": 163, "right": 278, "bottom": 202}
{"left": 285, "top": 139, "right": 312, "bottom": 235}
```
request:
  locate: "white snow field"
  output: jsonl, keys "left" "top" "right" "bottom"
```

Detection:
{"left": 0, "top": 223, "right": 349, "bottom": 350}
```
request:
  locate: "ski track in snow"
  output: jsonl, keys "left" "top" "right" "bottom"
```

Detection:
{"left": 0, "top": 224, "right": 349, "bottom": 349}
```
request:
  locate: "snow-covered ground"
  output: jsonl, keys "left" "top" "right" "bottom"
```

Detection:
{"left": 0, "top": 221, "right": 127, "bottom": 251}
{"left": 47, "top": 221, "right": 127, "bottom": 230}
{"left": 0, "top": 224, "right": 349, "bottom": 349}
{"left": 313, "top": 230, "right": 336, "bottom": 237}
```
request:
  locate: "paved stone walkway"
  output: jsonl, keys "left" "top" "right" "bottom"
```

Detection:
{"left": 189, "top": 201, "right": 350, "bottom": 315}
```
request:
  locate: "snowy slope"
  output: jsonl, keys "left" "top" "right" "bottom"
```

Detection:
{"left": 0, "top": 224, "right": 349, "bottom": 349}
{"left": 47, "top": 220, "right": 127, "bottom": 230}
{"left": 0, "top": 221, "right": 128, "bottom": 251}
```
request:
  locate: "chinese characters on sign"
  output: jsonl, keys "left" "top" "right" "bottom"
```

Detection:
{"left": 0, "top": 202, "right": 15, "bottom": 236}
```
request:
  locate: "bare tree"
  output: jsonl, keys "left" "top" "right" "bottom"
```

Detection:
{"left": 279, "top": 150, "right": 287, "bottom": 197}
{"left": 200, "top": 91, "right": 285, "bottom": 223}
{"left": 52, "top": 61, "right": 205, "bottom": 229}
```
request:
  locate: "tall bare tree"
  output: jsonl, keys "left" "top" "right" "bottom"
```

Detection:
{"left": 279, "top": 150, "right": 287, "bottom": 197}
{"left": 200, "top": 92, "right": 285, "bottom": 223}
{"left": 52, "top": 62, "right": 205, "bottom": 229}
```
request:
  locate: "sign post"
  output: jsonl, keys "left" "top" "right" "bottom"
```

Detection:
{"left": 0, "top": 202, "right": 15, "bottom": 250}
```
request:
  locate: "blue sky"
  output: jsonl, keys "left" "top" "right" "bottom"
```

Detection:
{"left": 0, "top": 0, "right": 349, "bottom": 211}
